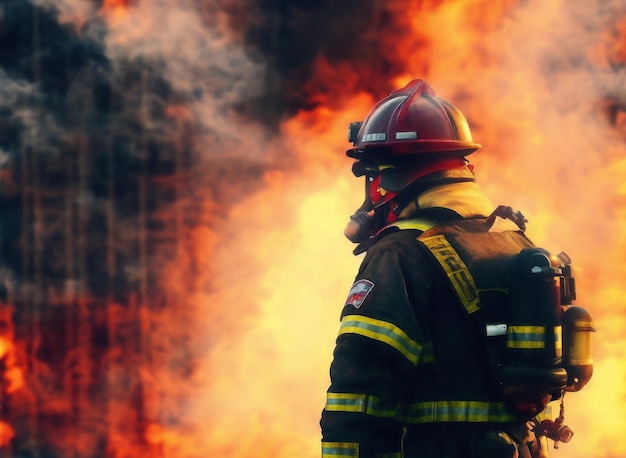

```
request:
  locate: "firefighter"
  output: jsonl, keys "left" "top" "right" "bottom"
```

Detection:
{"left": 320, "top": 79, "right": 555, "bottom": 458}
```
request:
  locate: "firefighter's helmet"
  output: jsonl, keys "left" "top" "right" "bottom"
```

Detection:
{"left": 347, "top": 79, "right": 481, "bottom": 159}
{"left": 344, "top": 79, "right": 481, "bottom": 243}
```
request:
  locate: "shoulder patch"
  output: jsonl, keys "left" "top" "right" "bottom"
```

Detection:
{"left": 345, "top": 279, "right": 375, "bottom": 309}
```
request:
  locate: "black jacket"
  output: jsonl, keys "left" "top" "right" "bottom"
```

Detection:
{"left": 320, "top": 215, "right": 541, "bottom": 458}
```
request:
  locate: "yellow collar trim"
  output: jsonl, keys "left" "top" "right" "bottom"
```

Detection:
{"left": 415, "top": 182, "right": 494, "bottom": 218}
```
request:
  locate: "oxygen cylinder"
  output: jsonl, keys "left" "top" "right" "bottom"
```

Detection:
{"left": 562, "top": 305, "right": 595, "bottom": 392}
{"left": 507, "top": 248, "right": 563, "bottom": 365}
{"left": 500, "top": 248, "right": 568, "bottom": 417}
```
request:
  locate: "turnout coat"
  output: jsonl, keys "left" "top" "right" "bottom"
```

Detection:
{"left": 320, "top": 208, "right": 547, "bottom": 458}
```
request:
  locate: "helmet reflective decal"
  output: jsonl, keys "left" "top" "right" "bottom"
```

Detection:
{"left": 344, "top": 279, "right": 375, "bottom": 309}
{"left": 396, "top": 131, "right": 417, "bottom": 140}
{"left": 362, "top": 133, "right": 387, "bottom": 142}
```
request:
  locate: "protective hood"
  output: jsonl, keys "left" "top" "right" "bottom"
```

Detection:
{"left": 398, "top": 181, "right": 495, "bottom": 219}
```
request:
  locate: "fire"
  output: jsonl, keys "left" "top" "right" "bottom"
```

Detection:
{"left": 0, "top": 422, "right": 14, "bottom": 449}
{"left": 240, "top": 2, "right": 626, "bottom": 457}
{"left": 0, "top": 306, "right": 25, "bottom": 395}
{"left": 100, "top": 0, "right": 132, "bottom": 22}
{"left": 1, "top": 0, "right": 625, "bottom": 457}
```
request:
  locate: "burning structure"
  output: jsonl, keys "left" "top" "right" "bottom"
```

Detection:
{"left": 0, "top": 0, "right": 625, "bottom": 457}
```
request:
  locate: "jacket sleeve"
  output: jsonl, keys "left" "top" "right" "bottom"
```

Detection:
{"left": 320, "top": 241, "right": 429, "bottom": 458}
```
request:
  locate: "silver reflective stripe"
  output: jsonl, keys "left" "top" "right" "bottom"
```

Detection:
{"left": 396, "top": 131, "right": 417, "bottom": 140}
{"left": 362, "top": 133, "right": 387, "bottom": 142}
{"left": 486, "top": 323, "right": 508, "bottom": 336}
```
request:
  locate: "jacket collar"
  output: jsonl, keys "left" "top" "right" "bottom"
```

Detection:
{"left": 398, "top": 181, "right": 495, "bottom": 219}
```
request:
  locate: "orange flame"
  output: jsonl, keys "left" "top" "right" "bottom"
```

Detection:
{"left": 0, "top": 308, "right": 24, "bottom": 395}
{"left": 99, "top": 0, "right": 132, "bottom": 23}
{"left": 0, "top": 422, "right": 15, "bottom": 449}
{"left": 0, "top": 304, "right": 28, "bottom": 450}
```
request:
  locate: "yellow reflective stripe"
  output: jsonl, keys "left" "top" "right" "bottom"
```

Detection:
{"left": 325, "top": 393, "right": 400, "bottom": 417}
{"left": 554, "top": 325, "right": 562, "bottom": 354}
{"left": 365, "top": 396, "right": 399, "bottom": 418}
{"left": 322, "top": 442, "right": 358, "bottom": 457}
{"left": 325, "top": 393, "right": 366, "bottom": 413}
{"left": 507, "top": 325, "right": 563, "bottom": 352}
{"left": 326, "top": 395, "right": 549, "bottom": 424}
{"left": 390, "top": 218, "right": 437, "bottom": 232}
{"left": 420, "top": 235, "right": 480, "bottom": 314}
{"left": 400, "top": 400, "right": 518, "bottom": 423}
{"left": 339, "top": 315, "right": 422, "bottom": 366}
{"left": 507, "top": 325, "right": 546, "bottom": 349}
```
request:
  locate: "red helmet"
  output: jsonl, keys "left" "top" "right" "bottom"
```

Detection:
{"left": 344, "top": 79, "right": 481, "bottom": 244}
{"left": 347, "top": 79, "right": 481, "bottom": 159}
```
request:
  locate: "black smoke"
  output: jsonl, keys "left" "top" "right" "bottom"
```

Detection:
{"left": 230, "top": 0, "right": 421, "bottom": 127}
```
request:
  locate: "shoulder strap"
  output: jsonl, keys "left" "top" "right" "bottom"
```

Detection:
{"left": 419, "top": 234, "right": 481, "bottom": 314}
{"left": 354, "top": 218, "right": 442, "bottom": 255}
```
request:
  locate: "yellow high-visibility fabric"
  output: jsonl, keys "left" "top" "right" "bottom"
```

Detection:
{"left": 321, "top": 441, "right": 359, "bottom": 457}
{"left": 339, "top": 315, "right": 422, "bottom": 366}
{"left": 419, "top": 235, "right": 480, "bottom": 314}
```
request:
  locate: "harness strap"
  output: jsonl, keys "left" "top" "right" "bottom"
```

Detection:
{"left": 419, "top": 235, "right": 480, "bottom": 314}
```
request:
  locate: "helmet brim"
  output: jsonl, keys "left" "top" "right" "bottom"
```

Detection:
{"left": 347, "top": 140, "right": 481, "bottom": 159}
